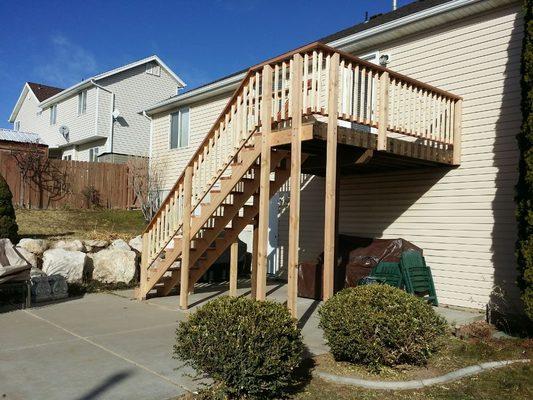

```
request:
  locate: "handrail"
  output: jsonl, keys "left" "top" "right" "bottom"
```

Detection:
{"left": 142, "top": 42, "right": 462, "bottom": 268}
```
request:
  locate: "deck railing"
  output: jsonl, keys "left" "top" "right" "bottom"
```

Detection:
{"left": 141, "top": 42, "right": 462, "bottom": 270}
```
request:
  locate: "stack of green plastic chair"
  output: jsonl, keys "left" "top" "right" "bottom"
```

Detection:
{"left": 361, "top": 261, "right": 404, "bottom": 288}
{"left": 400, "top": 250, "right": 438, "bottom": 306}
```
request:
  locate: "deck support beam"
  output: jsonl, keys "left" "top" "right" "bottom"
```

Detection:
{"left": 256, "top": 65, "right": 273, "bottom": 301}
{"left": 287, "top": 54, "right": 303, "bottom": 317}
{"left": 323, "top": 53, "right": 340, "bottom": 302}
{"left": 137, "top": 233, "right": 149, "bottom": 300}
{"left": 251, "top": 221, "right": 258, "bottom": 299}
{"left": 229, "top": 240, "right": 238, "bottom": 296}
{"left": 179, "top": 165, "right": 193, "bottom": 310}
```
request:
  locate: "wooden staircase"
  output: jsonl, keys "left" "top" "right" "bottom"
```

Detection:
{"left": 136, "top": 42, "right": 462, "bottom": 308}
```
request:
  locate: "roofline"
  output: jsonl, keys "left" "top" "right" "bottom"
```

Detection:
{"left": 8, "top": 83, "right": 31, "bottom": 123}
{"left": 39, "top": 55, "right": 186, "bottom": 108}
{"left": 145, "top": 72, "right": 245, "bottom": 115}
{"left": 327, "top": 0, "right": 483, "bottom": 50}
{"left": 144, "top": 0, "right": 493, "bottom": 115}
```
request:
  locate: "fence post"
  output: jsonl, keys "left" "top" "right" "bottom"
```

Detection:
{"left": 138, "top": 232, "right": 149, "bottom": 300}
{"left": 180, "top": 165, "right": 193, "bottom": 310}
{"left": 377, "top": 71, "right": 389, "bottom": 151}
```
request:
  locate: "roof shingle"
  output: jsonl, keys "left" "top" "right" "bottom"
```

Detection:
{"left": 27, "top": 82, "right": 64, "bottom": 102}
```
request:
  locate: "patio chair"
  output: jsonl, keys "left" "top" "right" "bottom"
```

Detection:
{"left": 400, "top": 250, "right": 438, "bottom": 306}
{"left": 359, "top": 261, "right": 404, "bottom": 288}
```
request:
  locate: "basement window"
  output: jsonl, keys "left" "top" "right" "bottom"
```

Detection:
{"left": 170, "top": 107, "right": 190, "bottom": 149}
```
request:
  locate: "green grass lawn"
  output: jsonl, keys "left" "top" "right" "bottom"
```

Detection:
{"left": 297, "top": 336, "right": 532, "bottom": 399}
{"left": 15, "top": 208, "right": 146, "bottom": 241}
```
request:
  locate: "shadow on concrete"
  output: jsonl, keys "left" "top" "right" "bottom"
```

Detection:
{"left": 298, "top": 300, "right": 321, "bottom": 330}
{"left": 75, "top": 370, "right": 132, "bottom": 400}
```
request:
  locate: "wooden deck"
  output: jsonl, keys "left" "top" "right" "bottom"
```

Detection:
{"left": 137, "top": 42, "right": 462, "bottom": 317}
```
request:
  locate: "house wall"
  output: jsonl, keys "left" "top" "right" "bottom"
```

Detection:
{"left": 98, "top": 64, "right": 178, "bottom": 158}
{"left": 151, "top": 92, "right": 233, "bottom": 192}
{"left": 278, "top": 3, "right": 523, "bottom": 311}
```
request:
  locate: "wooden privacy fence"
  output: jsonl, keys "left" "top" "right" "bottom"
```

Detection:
{"left": 0, "top": 153, "right": 139, "bottom": 209}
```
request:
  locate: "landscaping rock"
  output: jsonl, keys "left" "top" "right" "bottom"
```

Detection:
{"left": 84, "top": 239, "right": 108, "bottom": 248}
{"left": 15, "top": 246, "right": 38, "bottom": 268}
{"left": 49, "top": 275, "right": 68, "bottom": 299}
{"left": 91, "top": 248, "right": 136, "bottom": 283}
{"left": 17, "top": 238, "right": 49, "bottom": 255}
{"left": 128, "top": 235, "right": 143, "bottom": 253}
{"left": 31, "top": 275, "right": 51, "bottom": 302}
{"left": 110, "top": 239, "right": 131, "bottom": 251}
{"left": 42, "top": 249, "right": 86, "bottom": 283}
{"left": 52, "top": 239, "right": 85, "bottom": 252}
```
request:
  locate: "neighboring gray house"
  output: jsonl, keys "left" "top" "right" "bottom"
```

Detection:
{"left": 8, "top": 56, "right": 185, "bottom": 162}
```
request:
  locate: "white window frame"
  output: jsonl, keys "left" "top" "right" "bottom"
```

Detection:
{"left": 169, "top": 107, "right": 190, "bottom": 149}
{"left": 63, "top": 154, "right": 72, "bottom": 161}
{"left": 78, "top": 90, "right": 87, "bottom": 115}
{"left": 88, "top": 147, "right": 99, "bottom": 162}
{"left": 50, "top": 104, "right": 57, "bottom": 125}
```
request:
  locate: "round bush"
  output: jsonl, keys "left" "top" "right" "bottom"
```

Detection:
{"left": 319, "top": 285, "right": 447, "bottom": 368}
{"left": 174, "top": 296, "right": 303, "bottom": 399}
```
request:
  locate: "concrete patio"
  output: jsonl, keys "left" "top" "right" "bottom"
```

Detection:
{"left": 0, "top": 279, "right": 483, "bottom": 400}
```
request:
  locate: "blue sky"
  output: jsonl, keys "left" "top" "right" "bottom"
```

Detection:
{"left": 0, "top": 0, "right": 413, "bottom": 129}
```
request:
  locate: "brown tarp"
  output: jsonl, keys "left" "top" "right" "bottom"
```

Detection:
{"left": 298, "top": 235, "right": 421, "bottom": 300}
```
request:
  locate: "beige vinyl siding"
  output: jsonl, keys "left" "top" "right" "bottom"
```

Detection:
{"left": 276, "top": 4, "right": 523, "bottom": 310}
{"left": 151, "top": 93, "right": 232, "bottom": 191}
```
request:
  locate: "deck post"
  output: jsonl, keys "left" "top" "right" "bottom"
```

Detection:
{"left": 256, "top": 64, "right": 273, "bottom": 301}
{"left": 323, "top": 52, "right": 340, "bottom": 302}
{"left": 251, "top": 221, "right": 259, "bottom": 299}
{"left": 138, "top": 232, "right": 149, "bottom": 300}
{"left": 179, "top": 165, "right": 193, "bottom": 310}
{"left": 229, "top": 240, "right": 238, "bottom": 296}
{"left": 377, "top": 71, "right": 389, "bottom": 151}
{"left": 287, "top": 53, "right": 303, "bottom": 317}
{"left": 453, "top": 99, "right": 463, "bottom": 165}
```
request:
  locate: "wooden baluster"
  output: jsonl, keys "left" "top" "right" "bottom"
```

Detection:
{"left": 378, "top": 71, "right": 389, "bottom": 151}
{"left": 324, "top": 54, "right": 331, "bottom": 116}
{"left": 421, "top": 89, "right": 427, "bottom": 140}
{"left": 365, "top": 69, "right": 372, "bottom": 125}
{"left": 339, "top": 59, "right": 345, "bottom": 117}
{"left": 317, "top": 51, "right": 323, "bottom": 112}
{"left": 254, "top": 72, "right": 260, "bottom": 126}
{"left": 453, "top": 99, "right": 462, "bottom": 164}
{"left": 180, "top": 166, "right": 193, "bottom": 310}
{"left": 353, "top": 64, "right": 359, "bottom": 122}
{"left": 281, "top": 61, "right": 287, "bottom": 120}
{"left": 274, "top": 65, "right": 280, "bottom": 121}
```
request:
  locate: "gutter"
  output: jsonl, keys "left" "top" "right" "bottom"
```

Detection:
{"left": 91, "top": 80, "right": 115, "bottom": 155}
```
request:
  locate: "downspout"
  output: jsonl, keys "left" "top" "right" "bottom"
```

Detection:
{"left": 90, "top": 79, "right": 115, "bottom": 158}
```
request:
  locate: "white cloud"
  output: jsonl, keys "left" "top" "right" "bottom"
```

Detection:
{"left": 34, "top": 34, "right": 97, "bottom": 87}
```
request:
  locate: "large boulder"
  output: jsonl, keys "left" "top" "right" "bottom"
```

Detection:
{"left": 110, "top": 239, "right": 131, "bottom": 251}
{"left": 42, "top": 249, "right": 86, "bottom": 283}
{"left": 128, "top": 235, "right": 143, "bottom": 253}
{"left": 52, "top": 239, "right": 85, "bottom": 252}
{"left": 91, "top": 248, "right": 136, "bottom": 283}
{"left": 17, "top": 238, "right": 49, "bottom": 255}
{"left": 83, "top": 239, "right": 108, "bottom": 253}
{"left": 15, "top": 246, "right": 38, "bottom": 268}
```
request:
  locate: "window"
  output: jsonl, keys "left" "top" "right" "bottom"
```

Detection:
{"left": 63, "top": 155, "right": 72, "bottom": 161}
{"left": 50, "top": 104, "right": 57, "bottom": 125}
{"left": 170, "top": 107, "right": 190, "bottom": 149}
{"left": 14, "top": 121, "right": 20, "bottom": 131}
{"left": 78, "top": 90, "right": 87, "bottom": 115}
{"left": 89, "top": 147, "right": 99, "bottom": 162}
{"left": 146, "top": 62, "right": 161, "bottom": 76}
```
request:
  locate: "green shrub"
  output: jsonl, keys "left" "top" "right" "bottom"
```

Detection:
{"left": 319, "top": 285, "right": 447, "bottom": 368}
{"left": 174, "top": 296, "right": 303, "bottom": 399}
{"left": 0, "top": 173, "right": 18, "bottom": 243}
{"left": 516, "top": 0, "right": 533, "bottom": 321}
